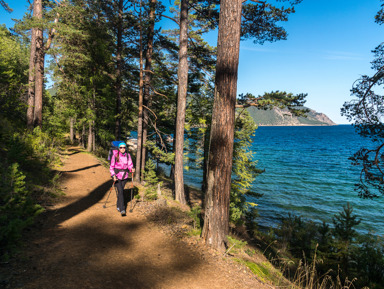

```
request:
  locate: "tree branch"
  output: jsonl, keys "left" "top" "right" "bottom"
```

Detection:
{"left": 143, "top": 105, "right": 157, "bottom": 120}
{"left": 148, "top": 117, "right": 168, "bottom": 152}
{"left": 152, "top": 89, "right": 169, "bottom": 99}
{"left": 160, "top": 14, "right": 180, "bottom": 26}
{"left": 46, "top": 12, "right": 60, "bottom": 50}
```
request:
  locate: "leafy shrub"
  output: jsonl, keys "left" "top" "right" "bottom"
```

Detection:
{"left": 226, "top": 235, "right": 248, "bottom": 255}
{"left": 0, "top": 163, "right": 44, "bottom": 260}
{"left": 143, "top": 159, "right": 161, "bottom": 200}
{"left": 0, "top": 118, "right": 62, "bottom": 260}
{"left": 188, "top": 205, "right": 201, "bottom": 229}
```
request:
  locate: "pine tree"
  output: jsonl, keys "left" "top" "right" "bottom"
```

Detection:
{"left": 143, "top": 158, "right": 160, "bottom": 200}
{"left": 341, "top": 3, "right": 384, "bottom": 198}
{"left": 202, "top": 0, "right": 303, "bottom": 251}
{"left": 202, "top": 0, "right": 243, "bottom": 251}
{"left": 0, "top": 25, "right": 29, "bottom": 123}
{"left": 230, "top": 110, "right": 263, "bottom": 224}
{"left": 332, "top": 203, "right": 361, "bottom": 278}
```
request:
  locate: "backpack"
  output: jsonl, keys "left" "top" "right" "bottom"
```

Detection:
{"left": 107, "top": 140, "right": 123, "bottom": 161}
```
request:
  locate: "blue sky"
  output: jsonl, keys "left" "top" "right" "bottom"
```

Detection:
{"left": 1, "top": 0, "right": 383, "bottom": 124}
{"left": 236, "top": 0, "right": 383, "bottom": 124}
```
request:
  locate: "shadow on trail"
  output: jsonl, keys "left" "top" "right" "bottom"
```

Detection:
{"left": 43, "top": 179, "right": 113, "bottom": 226}
{"left": 61, "top": 163, "right": 101, "bottom": 173}
{"left": 62, "top": 148, "right": 82, "bottom": 156}
{"left": 21, "top": 216, "right": 203, "bottom": 289}
{"left": 20, "top": 186, "right": 203, "bottom": 289}
{"left": 123, "top": 186, "right": 138, "bottom": 211}
{"left": 7, "top": 147, "right": 207, "bottom": 289}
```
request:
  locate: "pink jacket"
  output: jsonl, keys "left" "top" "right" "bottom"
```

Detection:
{"left": 109, "top": 150, "right": 134, "bottom": 180}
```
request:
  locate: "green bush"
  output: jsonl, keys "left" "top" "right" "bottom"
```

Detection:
{"left": 143, "top": 159, "right": 160, "bottom": 201}
{"left": 0, "top": 163, "right": 44, "bottom": 260}
{"left": 0, "top": 118, "right": 63, "bottom": 260}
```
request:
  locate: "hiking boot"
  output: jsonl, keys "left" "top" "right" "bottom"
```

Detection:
{"left": 121, "top": 210, "right": 126, "bottom": 216}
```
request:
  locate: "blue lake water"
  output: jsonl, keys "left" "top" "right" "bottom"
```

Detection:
{"left": 181, "top": 125, "right": 384, "bottom": 236}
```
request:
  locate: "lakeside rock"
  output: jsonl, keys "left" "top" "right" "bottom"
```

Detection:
{"left": 246, "top": 106, "right": 337, "bottom": 126}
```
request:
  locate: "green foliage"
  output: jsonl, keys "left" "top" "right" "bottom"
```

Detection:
{"left": 275, "top": 214, "right": 319, "bottom": 259}
{"left": 143, "top": 158, "right": 161, "bottom": 200}
{"left": 375, "top": 0, "right": 384, "bottom": 24}
{"left": 236, "top": 259, "right": 285, "bottom": 286}
{"left": 187, "top": 205, "right": 201, "bottom": 229}
{"left": 332, "top": 203, "right": 361, "bottom": 243}
{"left": 331, "top": 203, "right": 361, "bottom": 279}
{"left": 0, "top": 24, "right": 60, "bottom": 260}
{"left": 239, "top": 91, "right": 308, "bottom": 116}
{"left": 42, "top": 90, "right": 68, "bottom": 138}
{"left": 241, "top": 0, "right": 303, "bottom": 44}
{"left": 230, "top": 110, "right": 263, "bottom": 224}
{"left": 0, "top": 25, "right": 28, "bottom": 123}
{"left": 0, "top": 116, "right": 62, "bottom": 260}
{"left": 146, "top": 140, "right": 175, "bottom": 165}
{"left": 352, "top": 233, "right": 384, "bottom": 287}
{"left": 263, "top": 203, "right": 383, "bottom": 289}
{"left": 226, "top": 235, "right": 248, "bottom": 255}
{"left": 0, "top": 163, "right": 44, "bottom": 260}
{"left": 341, "top": 3, "right": 384, "bottom": 198}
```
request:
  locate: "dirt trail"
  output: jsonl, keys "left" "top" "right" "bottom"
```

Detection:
{"left": 2, "top": 147, "right": 269, "bottom": 289}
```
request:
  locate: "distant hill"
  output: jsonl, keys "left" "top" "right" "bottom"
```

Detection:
{"left": 246, "top": 106, "right": 337, "bottom": 126}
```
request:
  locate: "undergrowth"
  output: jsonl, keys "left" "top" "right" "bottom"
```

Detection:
{"left": 0, "top": 118, "right": 63, "bottom": 261}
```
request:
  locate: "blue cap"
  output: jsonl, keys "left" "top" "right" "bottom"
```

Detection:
{"left": 119, "top": 142, "right": 127, "bottom": 147}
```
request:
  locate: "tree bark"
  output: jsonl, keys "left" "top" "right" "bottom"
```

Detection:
{"left": 81, "top": 124, "right": 86, "bottom": 148}
{"left": 114, "top": 0, "right": 124, "bottom": 140}
{"left": 141, "top": 121, "right": 148, "bottom": 180}
{"left": 201, "top": 0, "right": 242, "bottom": 252}
{"left": 70, "top": 117, "right": 74, "bottom": 144}
{"left": 140, "top": 0, "right": 156, "bottom": 180}
{"left": 135, "top": 0, "right": 144, "bottom": 183}
{"left": 92, "top": 120, "right": 96, "bottom": 152}
{"left": 26, "top": 2, "right": 38, "bottom": 129}
{"left": 201, "top": 129, "right": 209, "bottom": 193}
{"left": 87, "top": 122, "right": 93, "bottom": 152}
{"left": 174, "top": 0, "right": 189, "bottom": 205}
{"left": 33, "top": 0, "right": 44, "bottom": 128}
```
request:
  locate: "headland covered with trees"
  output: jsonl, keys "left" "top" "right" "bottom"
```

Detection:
{"left": 1, "top": 0, "right": 384, "bottom": 288}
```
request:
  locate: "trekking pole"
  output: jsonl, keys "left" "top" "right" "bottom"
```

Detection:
{"left": 129, "top": 171, "right": 134, "bottom": 213}
{"left": 103, "top": 180, "right": 116, "bottom": 208}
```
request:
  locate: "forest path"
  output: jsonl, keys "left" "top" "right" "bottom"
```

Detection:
{"left": 3, "top": 147, "right": 269, "bottom": 289}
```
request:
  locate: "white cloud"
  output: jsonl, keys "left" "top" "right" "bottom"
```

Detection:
{"left": 323, "top": 51, "right": 365, "bottom": 61}
{"left": 240, "top": 46, "right": 277, "bottom": 53}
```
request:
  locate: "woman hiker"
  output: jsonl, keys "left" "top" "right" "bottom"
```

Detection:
{"left": 109, "top": 142, "right": 135, "bottom": 216}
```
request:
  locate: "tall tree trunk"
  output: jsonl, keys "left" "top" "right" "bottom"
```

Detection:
{"left": 169, "top": 89, "right": 178, "bottom": 182}
{"left": 33, "top": 0, "right": 44, "bottom": 128}
{"left": 174, "top": 0, "right": 189, "bottom": 204}
{"left": 70, "top": 117, "right": 74, "bottom": 144}
{"left": 141, "top": 121, "right": 148, "bottom": 180}
{"left": 26, "top": 2, "right": 38, "bottom": 129}
{"left": 135, "top": 0, "right": 144, "bottom": 183}
{"left": 81, "top": 124, "right": 86, "bottom": 148}
{"left": 92, "top": 89, "right": 96, "bottom": 151}
{"left": 201, "top": 0, "right": 242, "bottom": 251}
{"left": 201, "top": 128, "right": 209, "bottom": 193}
{"left": 92, "top": 120, "right": 96, "bottom": 151}
{"left": 169, "top": 132, "right": 176, "bottom": 180}
{"left": 87, "top": 122, "right": 93, "bottom": 152}
{"left": 140, "top": 0, "right": 156, "bottom": 180}
{"left": 115, "top": 0, "right": 123, "bottom": 140}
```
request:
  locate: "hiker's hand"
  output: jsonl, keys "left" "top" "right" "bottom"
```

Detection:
{"left": 113, "top": 176, "right": 117, "bottom": 182}
{"left": 131, "top": 168, "right": 135, "bottom": 173}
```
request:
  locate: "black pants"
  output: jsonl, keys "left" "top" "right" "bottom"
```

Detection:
{"left": 115, "top": 178, "right": 128, "bottom": 212}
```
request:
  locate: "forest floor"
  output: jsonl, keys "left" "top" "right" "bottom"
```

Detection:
{"left": 0, "top": 147, "right": 273, "bottom": 289}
